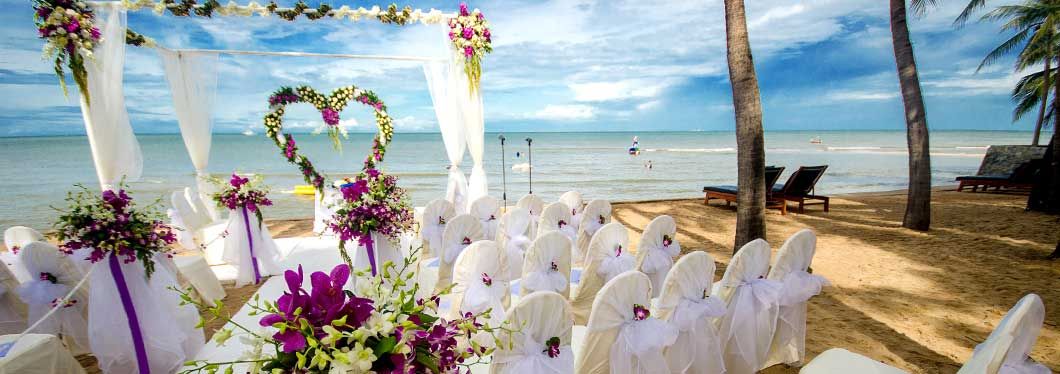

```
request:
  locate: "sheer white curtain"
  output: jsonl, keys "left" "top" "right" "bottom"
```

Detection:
{"left": 80, "top": 3, "right": 142, "bottom": 190}
{"left": 452, "top": 50, "right": 487, "bottom": 204}
{"left": 423, "top": 60, "right": 468, "bottom": 212}
{"left": 159, "top": 50, "right": 220, "bottom": 220}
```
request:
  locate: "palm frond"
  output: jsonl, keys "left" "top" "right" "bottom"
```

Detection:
{"left": 955, "top": 0, "right": 989, "bottom": 27}
{"left": 979, "top": 27, "right": 1032, "bottom": 71}
{"left": 911, "top": 0, "right": 939, "bottom": 16}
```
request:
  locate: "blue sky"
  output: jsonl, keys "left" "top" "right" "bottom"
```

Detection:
{"left": 0, "top": 0, "right": 1041, "bottom": 136}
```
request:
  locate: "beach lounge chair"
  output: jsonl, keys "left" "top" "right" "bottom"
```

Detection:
{"left": 774, "top": 165, "right": 830, "bottom": 214}
{"left": 703, "top": 166, "right": 787, "bottom": 214}
{"left": 956, "top": 145, "right": 1047, "bottom": 192}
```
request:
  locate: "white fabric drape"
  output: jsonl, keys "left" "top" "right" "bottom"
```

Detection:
{"left": 713, "top": 239, "right": 781, "bottom": 374}
{"left": 657, "top": 252, "right": 726, "bottom": 374}
{"left": 0, "top": 334, "right": 87, "bottom": 374}
{"left": 0, "top": 262, "right": 26, "bottom": 335}
{"left": 352, "top": 232, "right": 405, "bottom": 278}
{"left": 958, "top": 293, "right": 1051, "bottom": 374}
{"left": 576, "top": 200, "right": 611, "bottom": 266}
{"left": 88, "top": 254, "right": 203, "bottom": 373}
{"left": 222, "top": 208, "right": 282, "bottom": 287}
{"left": 491, "top": 291, "right": 575, "bottom": 374}
{"left": 571, "top": 222, "right": 632, "bottom": 324}
{"left": 470, "top": 195, "right": 500, "bottom": 240}
{"left": 577, "top": 271, "right": 678, "bottom": 374}
{"left": 558, "top": 191, "right": 584, "bottom": 231}
{"left": 765, "top": 229, "right": 829, "bottom": 369}
{"left": 159, "top": 49, "right": 219, "bottom": 220}
{"left": 420, "top": 199, "right": 456, "bottom": 259}
{"left": 636, "top": 215, "right": 681, "bottom": 298}
{"left": 521, "top": 231, "right": 572, "bottom": 297}
{"left": 80, "top": 4, "right": 141, "bottom": 190}
{"left": 451, "top": 48, "right": 488, "bottom": 205}
{"left": 451, "top": 240, "right": 510, "bottom": 346}
{"left": 423, "top": 61, "right": 468, "bottom": 213}
{"left": 498, "top": 207, "right": 532, "bottom": 280}
{"left": 17, "top": 243, "right": 90, "bottom": 354}
{"left": 2, "top": 226, "right": 45, "bottom": 283}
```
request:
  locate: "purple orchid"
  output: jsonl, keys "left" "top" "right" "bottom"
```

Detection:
{"left": 321, "top": 107, "right": 340, "bottom": 126}
{"left": 462, "top": 237, "right": 472, "bottom": 245}
{"left": 462, "top": 27, "right": 473, "bottom": 40}
{"left": 550, "top": 261, "right": 559, "bottom": 272}
{"left": 544, "top": 336, "right": 561, "bottom": 358}
{"left": 481, "top": 273, "right": 492, "bottom": 286}
{"left": 614, "top": 245, "right": 623, "bottom": 257}
{"left": 259, "top": 264, "right": 375, "bottom": 353}
{"left": 459, "top": 2, "right": 469, "bottom": 16}
{"left": 229, "top": 173, "right": 249, "bottom": 188}
{"left": 633, "top": 304, "right": 650, "bottom": 321}
{"left": 663, "top": 235, "right": 673, "bottom": 247}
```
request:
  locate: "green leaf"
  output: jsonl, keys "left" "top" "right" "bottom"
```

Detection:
{"left": 371, "top": 336, "right": 398, "bottom": 356}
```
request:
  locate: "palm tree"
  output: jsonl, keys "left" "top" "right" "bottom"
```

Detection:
{"left": 723, "top": 0, "right": 767, "bottom": 251}
{"left": 891, "top": 0, "right": 933, "bottom": 231}
{"left": 1011, "top": 66, "right": 1057, "bottom": 145}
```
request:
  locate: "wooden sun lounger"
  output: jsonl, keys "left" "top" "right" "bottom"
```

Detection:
{"left": 956, "top": 145, "right": 1047, "bottom": 193}
{"left": 703, "top": 166, "right": 788, "bottom": 214}
{"left": 773, "top": 165, "right": 830, "bottom": 213}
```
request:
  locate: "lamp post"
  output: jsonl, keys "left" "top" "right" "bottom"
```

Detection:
{"left": 498, "top": 134, "right": 507, "bottom": 209}
{"left": 525, "top": 137, "right": 533, "bottom": 194}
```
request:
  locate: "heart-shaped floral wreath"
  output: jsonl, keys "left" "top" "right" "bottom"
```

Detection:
{"left": 263, "top": 85, "right": 394, "bottom": 193}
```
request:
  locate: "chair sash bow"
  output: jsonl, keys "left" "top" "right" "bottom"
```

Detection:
{"left": 609, "top": 317, "right": 678, "bottom": 374}
{"left": 598, "top": 252, "right": 635, "bottom": 283}
{"left": 641, "top": 238, "right": 681, "bottom": 275}
{"left": 421, "top": 221, "right": 445, "bottom": 255}
{"left": 778, "top": 270, "right": 829, "bottom": 306}
{"left": 522, "top": 264, "right": 567, "bottom": 293}
{"left": 444, "top": 242, "right": 470, "bottom": 264}
{"left": 492, "top": 334, "right": 575, "bottom": 374}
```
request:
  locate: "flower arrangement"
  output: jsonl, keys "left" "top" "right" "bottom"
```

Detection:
{"left": 180, "top": 251, "right": 507, "bottom": 373}
{"left": 33, "top": 0, "right": 102, "bottom": 105}
{"left": 52, "top": 184, "right": 176, "bottom": 278}
{"left": 263, "top": 84, "right": 394, "bottom": 193}
{"left": 207, "top": 173, "right": 273, "bottom": 225}
{"left": 327, "top": 167, "right": 414, "bottom": 266}
{"left": 448, "top": 2, "right": 492, "bottom": 93}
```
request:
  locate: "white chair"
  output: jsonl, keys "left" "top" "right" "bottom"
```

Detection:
{"left": 575, "top": 271, "right": 678, "bottom": 374}
{"left": 172, "top": 190, "right": 206, "bottom": 235}
{"left": 451, "top": 240, "right": 511, "bottom": 337}
{"left": 185, "top": 186, "right": 216, "bottom": 226}
{"left": 313, "top": 185, "right": 341, "bottom": 235}
{"left": 571, "top": 222, "right": 635, "bottom": 324}
{"left": 576, "top": 200, "right": 612, "bottom": 266}
{"left": 470, "top": 196, "right": 501, "bottom": 241}
{"left": 17, "top": 242, "right": 90, "bottom": 354}
{"left": 538, "top": 203, "right": 577, "bottom": 249}
{"left": 522, "top": 231, "right": 573, "bottom": 298}
{"left": 801, "top": 293, "right": 1051, "bottom": 374}
{"left": 167, "top": 208, "right": 197, "bottom": 251}
{"left": 435, "top": 214, "right": 484, "bottom": 293}
{"left": 713, "top": 239, "right": 782, "bottom": 374}
{"left": 173, "top": 191, "right": 229, "bottom": 265}
{"left": 0, "top": 333, "right": 87, "bottom": 374}
{"left": 635, "top": 215, "right": 681, "bottom": 298}
{"left": 0, "top": 261, "right": 27, "bottom": 335}
{"left": 420, "top": 199, "right": 456, "bottom": 260}
{"left": 517, "top": 194, "right": 546, "bottom": 238}
{"left": 764, "top": 229, "right": 829, "bottom": 369}
{"left": 657, "top": 252, "right": 727, "bottom": 374}
{"left": 491, "top": 291, "right": 575, "bottom": 374}
{"left": 497, "top": 208, "right": 532, "bottom": 281}
{"left": 170, "top": 253, "right": 226, "bottom": 303}
{"left": 559, "top": 190, "right": 584, "bottom": 231}
{"left": 222, "top": 206, "right": 283, "bottom": 287}
{"left": 2, "top": 226, "right": 43, "bottom": 284}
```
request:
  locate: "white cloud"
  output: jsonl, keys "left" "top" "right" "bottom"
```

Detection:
{"left": 636, "top": 100, "right": 661, "bottom": 111}
{"left": 569, "top": 79, "right": 677, "bottom": 102}
{"left": 529, "top": 104, "right": 596, "bottom": 121}
{"left": 392, "top": 115, "right": 435, "bottom": 131}
{"left": 825, "top": 89, "right": 899, "bottom": 102}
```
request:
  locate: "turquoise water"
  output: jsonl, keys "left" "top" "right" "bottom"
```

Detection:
{"left": 0, "top": 130, "right": 1043, "bottom": 230}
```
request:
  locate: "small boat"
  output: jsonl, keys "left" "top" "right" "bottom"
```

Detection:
{"left": 242, "top": 129, "right": 255, "bottom": 136}
{"left": 293, "top": 185, "right": 317, "bottom": 195}
{"left": 628, "top": 136, "right": 641, "bottom": 155}
{"left": 512, "top": 163, "right": 532, "bottom": 173}
{"left": 810, "top": 136, "right": 823, "bottom": 144}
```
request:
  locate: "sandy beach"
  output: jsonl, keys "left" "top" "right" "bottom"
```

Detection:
{"left": 28, "top": 187, "right": 1056, "bottom": 373}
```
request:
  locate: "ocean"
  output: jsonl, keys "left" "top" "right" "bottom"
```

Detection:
{"left": 0, "top": 130, "right": 1043, "bottom": 230}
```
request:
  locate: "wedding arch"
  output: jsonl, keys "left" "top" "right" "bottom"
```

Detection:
{"left": 37, "top": 0, "right": 492, "bottom": 212}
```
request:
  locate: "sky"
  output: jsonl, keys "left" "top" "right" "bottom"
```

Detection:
{"left": 0, "top": 0, "right": 1042, "bottom": 136}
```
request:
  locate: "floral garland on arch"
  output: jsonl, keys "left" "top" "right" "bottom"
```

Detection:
{"left": 449, "top": 3, "right": 491, "bottom": 93}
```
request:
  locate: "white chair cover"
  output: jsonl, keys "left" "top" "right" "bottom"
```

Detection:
{"left": 0, "top": 262, "right": 26, "bottom": 335}
{"left": 576, "top": 200, "right": 612, "bottom": 266}
{"left": 713, "top": 239, "right": 782, "bottom": 374}
{"left": 451, "top": 240, "right": 510, "bottom": 340}
{"left": 656, "top": 252, "right": 726, "bottom": 374}
{"left": 222, "top": 208, "right": 282, "bottom": 287}
{"left": 470, "top": 196, "right": 501, "bottom": 241}
{"left": 576, "top": 271, "right": 678, "bottom": 374}
{"left": 764, "top": 229, "right": 829, "bottom": 368}
{"left": 0, "top": 333, "right": 87, "bottom": 374}
{"left": 800, "top": 348, "right": 910, "bottom": 374}
{"left": 167, "top": 208, "right": 197, "bottom": 251}
{"left": 171, "top": 253, "right": 226, "bottom": 303}
{"left": 522, "top": 231, "right": 572, "bottom": 298}
{"left": 313, "top": 185, "right": 340, "bottom": 235}
{"left": 16, "top": 243, "right": 89, "bottom": 353}
{"left": 491, "top": 291, "right": 575, "bottom": 374}
{"left": 538, "top": 203, "right": 578, "bottom": 250}
{"left": 958, "top": 293, "right": 1051, "bottom": 374}
{"left": 497, "top": 208, "right": 532, "bottom": 281}
{"left": 558, "top": 190, "right": 584, "bottom": 231}
{"left": 420, "top": 199, "right": 456, "bottom": 260}
{"left": 184, "top": 186, "right": 214, "bottom": 227}
{"left": 2, "top": 226, "right": 44, "bottom": 284}
{"left": 436, "top": 214, "right": 483, "bottom": 292}
{"left": 352, "top": 232, "right": 406, "bottom": 278}
{"left": 517, "top": 194, "right": 546, "bottom": 238}
{"left": 571, "top": 222, "right": 634, "bottom": 324}
{"left": 88, "top": 253, "right": 203, "bottom": 373}
{"left": 636, "top": 215, "right": 681, "bottom": 298}
{"left": 171, "top": 190, "right": 204, "bottom": 233}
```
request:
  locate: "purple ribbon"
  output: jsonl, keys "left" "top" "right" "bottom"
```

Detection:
{"left": 241, "top": 206, "right": 262, "bottom": 284}
{"left": 108, "top": 254, "right": 150, "bottom": 374}
{"left": 365, "top": 237, "right": 378, "bottom": 276}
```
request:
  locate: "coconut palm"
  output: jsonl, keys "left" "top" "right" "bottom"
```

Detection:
{"left": 891, "top": 0, "right": 934, "bottom": 231}
{"left": 1011, "top": 66, "right": 1057, "bottom": 144}
{"left": 723, "top": 0, "right": 767, "bottom": 251}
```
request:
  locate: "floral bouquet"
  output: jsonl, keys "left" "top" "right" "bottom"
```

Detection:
{"left": 182, "top": 252, "right": 506, "bottom": 374}
{"left": 208, "top": 173, "right": 273, "bottom": 227}
{"left": 52, "top": 184, "right": 176, "bottom": 278}
{"left": 328, "top": 167, "right": 414, "bottom": 272}
{"left": 448, "top": 2, "right": 492, "bottom": 93}
{"left": 33, "top": 0, "right": 101, "bottom": 105}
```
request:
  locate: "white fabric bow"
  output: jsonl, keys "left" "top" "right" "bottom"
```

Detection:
{"left": 610, "top": 317, "right": 679, "bottom": 374}
{"left": 667, "top": 296, "right": 727, "bottom": 374}
{"left": 558, "top": 225, "right": 578, "bottom": 244}
{"left": 462, "top": 276, "right": 508, "bottom": 327}
{"left": 582, "top": 218, "right": 604, "bottom": 237}
{"left": 492, "top": 334, "right": 575, "bottom": 374}
{"left": 522, "top": 266, "right": 567, "bottom": 293}
{"left": 570, "top": 211, "right": 583, "bottom": 231}
{"left": 421, "top": 221, "right": 446, "bottom": 255}
{"left": 444, "top": 242, "right": 470, "bottom": 264}
{"left": 778, "top": 270, "right": 829, "bottom": 306}
{"left": 999, "top": 360, "right": 1052, "bottom": 374}
{"left": 672, "top": 297, "right": 727, "bottom": 331}
{"left": 641, "top": 239, "right": 681, "bottom": 275}
{"left": 598, "top": 251, "right": 635, "bottom": 283}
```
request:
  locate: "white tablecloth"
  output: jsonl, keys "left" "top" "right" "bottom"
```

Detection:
{"left": 0, "top": 334, "right": 86, "bottom": 374}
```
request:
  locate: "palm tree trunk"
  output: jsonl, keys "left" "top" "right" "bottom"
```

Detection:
{"left": 891, "top": 0, "right": 932, "bottom": 231}
{"left": 724, "top": 0, "right": 767, "bottom": 252}
{"left": 1029, "top": 51, "right": 1060, "bottom": 213}
{"left": 1032, "top": 57, "right": 1050, "bottom": 146}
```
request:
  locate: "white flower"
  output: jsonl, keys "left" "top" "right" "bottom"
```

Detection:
{"left": 65, "top": 9, "right": 76, "bottom": 16}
